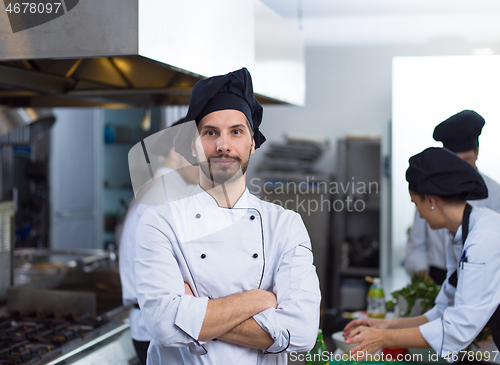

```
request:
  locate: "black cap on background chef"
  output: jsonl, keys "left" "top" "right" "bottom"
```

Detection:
{"left": 406, "top": 147, "right": 488, "bottom": 201}
{"left": 149, "top": 118, "right": 185, "bottom": 157}
{"left": 174, "top": 67, "right": 266, "bottom": 164}
{"left": 433, "top": 110, "right": 485, "bottom": 153}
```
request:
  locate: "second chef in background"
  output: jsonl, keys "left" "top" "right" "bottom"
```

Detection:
{"left": 344, "top": 147, "right": 500, "bottom": 362}
{"left": 405, "top": 110, "right": 500, "bottom": 284}
{"left": 119, "top": 119, "right": 199, "bottom": 365}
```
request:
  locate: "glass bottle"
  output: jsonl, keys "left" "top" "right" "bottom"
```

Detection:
{"left": 306, "top": 329, "right": 330, "bottom": 365}
{"left": 367, "top": 277, "right": 386, "bottom": 318}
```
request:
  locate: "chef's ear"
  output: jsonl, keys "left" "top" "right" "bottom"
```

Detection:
{"left": 425, "top": 194, "right": 439, "bottom": 209}
{"left": 250, "top": 139, "right": 255, "bottom": 155}
{"left": 168, "top": 147, "right": 178, "bottom": 161}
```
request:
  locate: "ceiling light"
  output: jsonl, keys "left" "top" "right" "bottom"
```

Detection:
{"left": 140, "top": 106, "right": 152, "bottom": 131}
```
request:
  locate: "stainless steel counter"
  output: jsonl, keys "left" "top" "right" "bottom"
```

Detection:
{"left": 1, "top": 247, "right": 136, "bottom": 365}
{"left": 13, "top": 248, "right": 116, "bottom": 286}
{"left": 0, "top": 305, "right": 137, "bottom": 365}
{"left": 40, "top": 306, "right": 136, "bottom": 365}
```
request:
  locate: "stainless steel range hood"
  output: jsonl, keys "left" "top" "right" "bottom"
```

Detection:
{"left": 0, "top": 107, "right": 55, "bottom": 139}
{"left": 0, "top": 0, "right": 305, "bottom": 108}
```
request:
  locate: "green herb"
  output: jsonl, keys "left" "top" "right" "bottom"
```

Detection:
{"left": 391, "top": 272, "right": 491, "bottom": 348}
{"left": 390, "top": 272, "right": 440, "bottom": 317}
{"left": 471, "top": 326, "right": 491, "bottom": 347}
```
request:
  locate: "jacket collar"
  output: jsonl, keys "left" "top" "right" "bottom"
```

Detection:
{"left": 192, "top": 184, "right": 253, "bottom": 209}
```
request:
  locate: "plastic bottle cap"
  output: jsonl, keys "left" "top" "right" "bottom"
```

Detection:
{"left": 373, "top": 277, "right": 381, "bottom": 285}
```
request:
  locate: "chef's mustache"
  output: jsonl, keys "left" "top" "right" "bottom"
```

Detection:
{"left": 207, "top": 154, "right": 242, "bottom": 164}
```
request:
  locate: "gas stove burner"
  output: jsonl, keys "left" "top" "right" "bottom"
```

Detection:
{"left": 0, "top": 312, "right": 107, "bottom": 364}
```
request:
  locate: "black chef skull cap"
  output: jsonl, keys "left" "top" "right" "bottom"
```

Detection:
{"left": 433, "top": 110, "right": 485, "bottom": 152}
{"left": 406, "top": 147, "right": 488, "bottom": 201}
{"left": 174, "top": 67, "right": 265, "bottom": 164}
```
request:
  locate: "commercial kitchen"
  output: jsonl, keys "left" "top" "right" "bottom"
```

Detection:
{"left": 1, "top": 1, "right": 500, "bottom": 364}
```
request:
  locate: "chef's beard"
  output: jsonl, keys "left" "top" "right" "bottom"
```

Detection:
{"left": 200, "top": 148, "right": 251, "bottom": 185}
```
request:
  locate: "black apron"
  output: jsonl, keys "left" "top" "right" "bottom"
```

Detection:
{"left": 429, "top": 266, "right": 447, "bottom": 285}
{"left": 448, "top": 203, "right": 500, "bottom": 349}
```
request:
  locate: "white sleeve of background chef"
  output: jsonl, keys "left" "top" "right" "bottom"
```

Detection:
{"left": 253, "top": 213, "right": 321, "bottom": 354}
{"left": 135, "top": 207, "right": 208, "bottom": 354}
{"left": 119, "top": 200, "right": 143, "bottom": 307}
{"left": 405, "top": 210, "right": 429, "bottom": 275}
{"left": 419, "top": 225, "right": 500, "bottom": 362}
{"left": 488, "top": 180, "right": 500, "bottom": 213}
{"left": 480, "top": 173, "right": 500, "bottom": 214}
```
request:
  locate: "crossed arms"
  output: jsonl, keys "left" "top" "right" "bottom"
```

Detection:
{"left": 184, "top": 283, "right": 275, "bottom": 349}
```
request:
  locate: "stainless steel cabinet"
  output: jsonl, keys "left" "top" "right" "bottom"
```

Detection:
{"left": 331, "top": 138, "right": 381, "bottom": 310}
{"left": 252, "top": 171, "right": 333, "bottom": 307}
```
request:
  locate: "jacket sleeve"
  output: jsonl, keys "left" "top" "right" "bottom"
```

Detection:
{"left": 135, "top": 207, "right": 208, "bottom": 354}
{"left": 253, "top": 213, "right": 321, "bottom": 353}
{"left": 119, "top": 199, "right": 142, "bottom": 307}
{"left": 405, "top": 210, "right": 430, "bottom": 275}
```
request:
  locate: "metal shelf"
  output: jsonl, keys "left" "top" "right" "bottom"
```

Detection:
{"left": 340, "top": 266, "right": 379, "bottom": 277}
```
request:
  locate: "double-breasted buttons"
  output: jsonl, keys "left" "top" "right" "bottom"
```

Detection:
{"left": 195, "top": 213, "right": 201, "bottom": 219}
{"left": 250, "top": 215, "right": 255, "bottom": 220}
{"left": 201, "top": 254, "right": 206, "bottom": 259}
{"left": 253, "top": 253, "right": 259, "bottom": 258}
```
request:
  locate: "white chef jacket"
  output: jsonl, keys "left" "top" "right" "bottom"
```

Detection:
{"left": 405, "top": 172, "right": 500, "bottom": 275}
{"left": 135, "top": 185, "right": 321, "bottom": 365}
{"left": 405, "top": 211, "right": 449, "bottom": 274}
{"left": 119, "top": 167, "right": 195, "bottom": 341}
{"left": 472, "top": 173, "right": 500, "bottom": 211}
{"left": 419, "top": 206, "right": 500, "bottom": 362}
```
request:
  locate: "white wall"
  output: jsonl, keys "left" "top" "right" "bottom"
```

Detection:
{"left": 248, "top": 38, "right": 500, "bottom": 180}
{"left": 392, "top": 55, "right": 500, "bottom": 257}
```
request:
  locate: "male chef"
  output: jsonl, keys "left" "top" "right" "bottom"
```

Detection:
{"left": 405, "top": 110, "right": 500, "bottom": 284}
{"left": 134, "top": 67, "right": 321, "bottom": 364}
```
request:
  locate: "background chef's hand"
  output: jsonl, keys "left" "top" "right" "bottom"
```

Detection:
{"left": 418, "top": 269, "right": 433, "bottom": 283}
{"left": 346, "top": 326, "right": 385, "bottom": 361}
{"left": 184, "top": 283, "right": 194, "bottom": 296}
{"left": 343, "top": 318, "right": 389, "bottom": 339}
